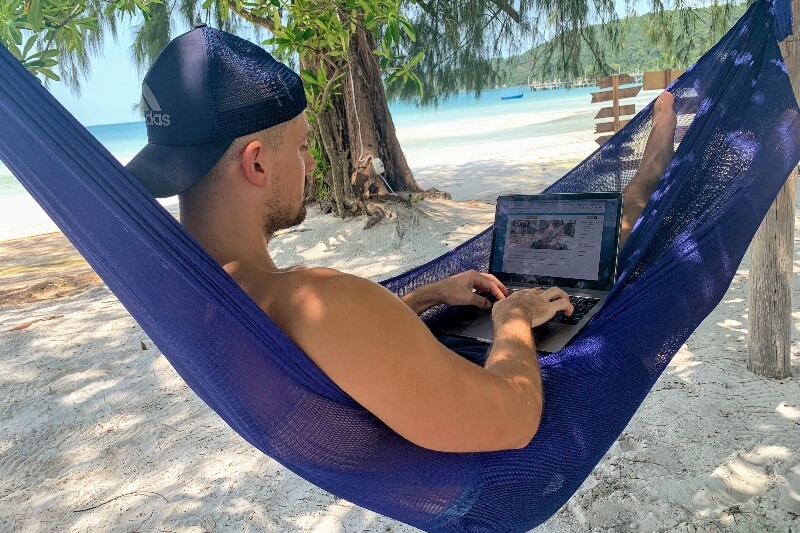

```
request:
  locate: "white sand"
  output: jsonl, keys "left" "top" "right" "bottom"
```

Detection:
{"left": 402, "top": 111, "right": 599, "bottom": 202}
{"left": 1, "top": 190, "right": 799, "bottom": 532}
{"left": 409, "top": 129, "right": 598, "bottom": 202}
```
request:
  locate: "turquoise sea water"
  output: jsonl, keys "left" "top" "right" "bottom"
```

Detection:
{"left": 0, "top": 84, "right": 622, "bottom": 238}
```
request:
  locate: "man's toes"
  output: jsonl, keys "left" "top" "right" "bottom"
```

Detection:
{"left": 654, "top": 92, "right": 676, "bottom": 121}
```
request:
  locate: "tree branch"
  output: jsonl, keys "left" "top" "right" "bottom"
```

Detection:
{"left": 415, "top": 0, "right": 436, "bottom": 18}
{"left": 488, "top": 0, "right": 520, "bottom": 24}
{"left": 229, "top": 2, "right": 275, "bottom": 32}
{"left": 42, "top": 4, "right": 83, "bottom": 53}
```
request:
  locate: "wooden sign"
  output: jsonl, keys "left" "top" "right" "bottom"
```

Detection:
{"left": 598, "top": 74, "right": 635, "bottom": 88}
{"left": 593, "top": 73, "right": 642, "bottom": 145}
{"left": 595, "top": 104, "right": 636, "bottom": 120}
{"left": 643, "top": 69, "right": 686, "bottom": 90}
{"left": 591, "top": 85, "right": 642, "bottom": 103}
{"left": 595, "top": 119, "right": 630, "bottom": 134}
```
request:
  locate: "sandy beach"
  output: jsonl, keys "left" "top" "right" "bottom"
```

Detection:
{"left": 1, "top": 187, "right": 799, "bottom": 532}
{"left": 1, "top": 92, "right": 799, "bottom": 531}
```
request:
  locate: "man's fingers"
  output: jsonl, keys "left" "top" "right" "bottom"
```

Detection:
{"left": 474, "top": 272, "right": 507, "bottom": 300}
{"left": 480, "top": 273, "right": 509, "bottom": 296}
{"left": 542, "top": 286, "right": 569, "bottom": 302}
{"left": 469, "top": 293, "right": 492, "bottom": 309}
{"left": 549, "top": 296, "right": 574, "bottom": 316}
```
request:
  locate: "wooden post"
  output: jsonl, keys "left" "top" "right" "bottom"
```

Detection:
{"left": 747, "top": 0, "right": 800, "bottom": 379}
{"left": 612, "top": 75, "right": 620, "bottom": 133}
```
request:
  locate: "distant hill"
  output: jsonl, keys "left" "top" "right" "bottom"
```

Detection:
{"left": 496, "top": 2, "right": 748, "bottom": 86}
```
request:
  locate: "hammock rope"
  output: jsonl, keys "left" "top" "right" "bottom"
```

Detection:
{"left": 1, "top": 0, "right": 799, "bottom": 530}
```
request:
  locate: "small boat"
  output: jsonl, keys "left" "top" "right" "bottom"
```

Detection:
{"left": 500, "top": 92, "right": 524, "bottom": 100}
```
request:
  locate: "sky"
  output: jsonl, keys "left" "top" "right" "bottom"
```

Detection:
{"left": 48, "top": 23, "right": 145, "bottom": 127}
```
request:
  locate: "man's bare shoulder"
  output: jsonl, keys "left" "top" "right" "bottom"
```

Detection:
{"left": 233, "top": 266, "right": 394, "bottom": 337}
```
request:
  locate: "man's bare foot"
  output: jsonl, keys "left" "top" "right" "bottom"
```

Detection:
{"left": 619, "top": 92, "right": 677, "bottom": 247}
{"left": 635, "top": 91, "right": 677, "bottom": 186}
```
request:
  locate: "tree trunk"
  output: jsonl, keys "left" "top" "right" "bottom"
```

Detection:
{"left": 747, "top": 0, "right": 799, "bottom": 379}
{"left": 308, "top": 18, "right": 432, "bottom": 219}
{"left": 343, "top": 22, "right": 422, "bottom": 199}
{"left": 748, "top": 172, "right": 795, "bottom": 378}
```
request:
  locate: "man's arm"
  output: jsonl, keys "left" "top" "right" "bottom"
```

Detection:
{"left": 268, "top": 268, "right": 571, "bottom": 453}
{"left": 400, "top": 270, "right": 508, "bottom": 315}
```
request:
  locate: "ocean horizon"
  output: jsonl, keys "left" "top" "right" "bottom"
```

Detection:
{"left": 0, "top": 84, "right": 662, "bottom": 240}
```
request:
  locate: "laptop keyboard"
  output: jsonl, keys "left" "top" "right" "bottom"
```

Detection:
{"left": 504, "top": 289, "right": 600, "bottom": 325}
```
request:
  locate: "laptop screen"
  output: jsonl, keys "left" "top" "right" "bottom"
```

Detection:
{"left": 489, "top": 193, "right": 623, "bottom": 291}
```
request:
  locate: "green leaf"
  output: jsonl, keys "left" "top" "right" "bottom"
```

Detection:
{"left": 408, "top": 71, "right": 423, "bottom": 96}
{"left": 10, "top": 24, "right": 22, "bottom": 46}
{"left": 300, "top": 69, "right": 319, "bottom": 87}
{"left": 381, "top": 28, "right": 391, "bottom": 51}
{"left": 316, "top": 67, "right": 327, "bottom": 87}
{"left": 22, "top": 34, "right": 36, "bottom": 58}
{"left": 6, "top": 44, "right": 22, "bottom": 61}
{"left": 28, "top": 0, "right": 43, "bottom": 31}
{"left": 399, "top": 18, "right": 416, "bottom": 42}
{"left": 38, "top": 66, "right": 60, "bottom": 81}
{"left": 407, "top": 51, "right": 424, "bottom": 68}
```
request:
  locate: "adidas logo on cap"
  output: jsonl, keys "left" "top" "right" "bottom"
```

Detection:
{"left": 142, "top": 82, "right": 171, "bottom": 127}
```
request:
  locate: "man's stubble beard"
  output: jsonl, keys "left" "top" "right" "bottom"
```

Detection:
{"left": 262, "top": 199, "right": 307, "bottom": 237}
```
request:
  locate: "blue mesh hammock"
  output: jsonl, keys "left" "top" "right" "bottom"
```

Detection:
{"left": 1, "top": 0, "right": 799, "bottom": 530}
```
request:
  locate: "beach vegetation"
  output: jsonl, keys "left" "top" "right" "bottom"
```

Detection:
{"left": 0, "top": 0, "right": 158, "bottom": 91}
{"left": 495, "top": 1, "right": 748, "bottom": 86}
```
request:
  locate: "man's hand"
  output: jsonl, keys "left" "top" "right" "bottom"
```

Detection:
{"left": 400, "top": 270, "right": 508, "bottom": 314}
{"left": 433, "top": 270, "right": 508, "bottom": 309}
{"left": 491, "top": 286, "right": 574, "bottom": 328}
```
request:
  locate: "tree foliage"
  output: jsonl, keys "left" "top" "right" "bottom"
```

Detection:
{"left": 389, "top": 0, "right": 740, "bottom": 104}
{"left": 495, "top": 1, "right": 748, "bottom": 85}
{"left": 0, "top": 0, "right": 155, "bottom": 92}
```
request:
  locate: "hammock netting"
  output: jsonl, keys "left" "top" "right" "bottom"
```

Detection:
{"left": 1, "top": 0, "right": 799, "bottom": 530}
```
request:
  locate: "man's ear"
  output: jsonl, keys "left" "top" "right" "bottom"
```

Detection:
{"left": 239, "top": 139, "right": 270, "bottom": 187}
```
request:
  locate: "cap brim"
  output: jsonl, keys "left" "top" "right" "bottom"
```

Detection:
{"left": 126, "top": 139, "right": 234, "bottom": 198}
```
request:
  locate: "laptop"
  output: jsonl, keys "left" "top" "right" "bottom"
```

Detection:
{"left": 432, "top": 192, "right": 624, "bottom": 353}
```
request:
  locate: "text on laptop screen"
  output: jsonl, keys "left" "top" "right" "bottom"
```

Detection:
{"left": 490, "top": 195, "right": 622, "bottom": 291}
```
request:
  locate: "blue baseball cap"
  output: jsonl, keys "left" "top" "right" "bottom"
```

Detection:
{"left": 126, "top": 25, "right": 307, "bottom": 198}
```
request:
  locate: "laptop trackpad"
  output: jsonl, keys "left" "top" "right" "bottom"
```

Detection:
{"left": 533, "top": 321, "right": 576, "bottom": 353}
{"left": 455, "top": 312, "right": 494, "bottom": 343}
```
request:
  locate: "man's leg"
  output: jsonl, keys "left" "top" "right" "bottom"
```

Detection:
{"left": 619, "top": 92, "right": 677, "bottom": 249}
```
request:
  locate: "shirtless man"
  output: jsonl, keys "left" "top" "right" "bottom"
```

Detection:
{"left": 128, "top": 26, "right": 676, "bottom": 453}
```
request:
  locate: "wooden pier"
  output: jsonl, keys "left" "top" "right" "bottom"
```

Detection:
{"left": 528, "top": 73, "right": 644, "bottom": 91}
